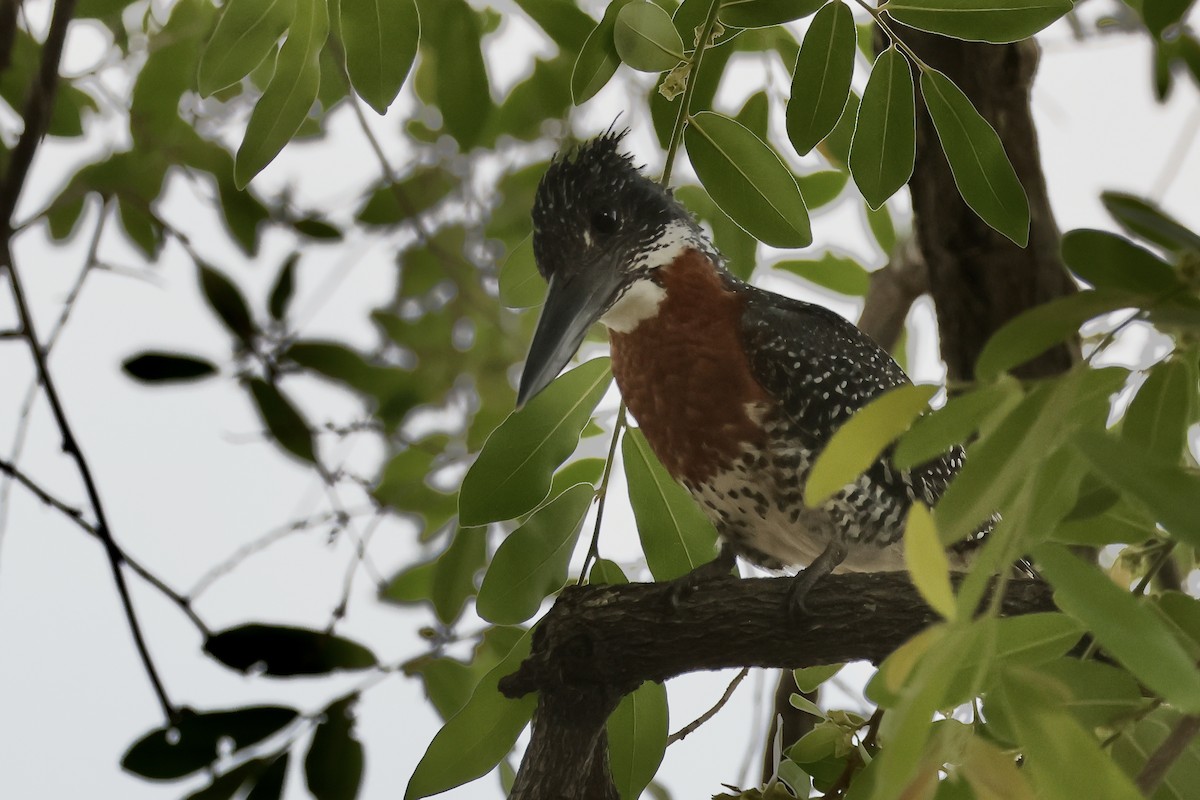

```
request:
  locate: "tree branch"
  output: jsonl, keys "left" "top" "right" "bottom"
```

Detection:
{"left": 857, "top": 235, "right": 928, "bottom": 351}
{"left": 1135, "top": 713, "right": 1200, "bottom": 796}
{"left": 0, "top": 0, "right": 177, "bottom": 723}
{"left": 502, "top": 574, "right": 1055, "bottom": 798}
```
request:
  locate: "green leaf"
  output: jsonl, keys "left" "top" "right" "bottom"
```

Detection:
{"left": 903, "top": 503, "right": 956, "bottom": 621}
{"left": 975, "top": 289, "right": 1141, "bottom": 381}
{"left": 1143, "top": 0, "right": 1197, "bottom": 39}
{"left": 615, "top": 2, "right": 684, "bottom": 72}
{"left": 234, "top": 0, "right": 327, "bottom": 187}
{"left": 340, "top": 0, "right": 419, "bottom": 114}
{"left": 1060, "top": 229, "right": 1180, "bottom": 296}
{"left": 775, "top": 252, "right": 871, "bottom": 296}
{"left": 686, "top": 111, "right": 812, "bottom": 248}
{"left": 379, "top": 559, "right": 436, "bottom": 605}
{"left": 459, "top": 358, "right": 612, "bottom": 525}
{"left": 304, "top": 696, "right": 364, "bottom": 800}
{"left": 796, "top": 170, "right": 850, "bottom": 209}
{"left": 675, "top": 184, "right": 759, "bottom": 280}
{"left": 622, "top": 428, "right": 720, "bottom": 581}
{"left": 247, "top": 379, "right": 318, "bottom": 464}
{"left": 513, "top": 0, "right": 595, "bottom": 52}
{"left": 373, "top": 443, "right": 459, "bottom": 538}
{"left": 893, "top": 377, "right": 1022, "bottom": 470}
{"left": 433, "top": 0, "right": 492, "bottom": 148}
{"left": 268, "top": 253, "right": 299, "bottom": 321}
{"left": 198, "top": 263, "right": 256, "bottom": 345}
{"left": 204, "top": 624, "right": 377, "bottom": 676}
{"left": 123, "top": 352, "right": 218, "bottom": 384}
{"left": 785, "top": 1, "right": 856, "bottom": 156}
{"left": 1113, "top": 707, "right": 1200, "bottom": 800}
{"left": 1037, "top": 659, "right": 1145, "bottom": 730}
{"left": 198, "top": 0, "right": 295, "bottom": 96}
{"left": 919, "top": 69, "right": 1029, "bottom": 246}
{"left": 935, "top": 367, "right": 1127, "bottom": 544}
{"left": 476, "top": 484, "right": 593, "bottom": 624}
{"left": 358, "top": 167, "right": 457, "bottom": 225}
{"left": 1122, "top": 358, "right": 1195, "bottom": 464}
{"left": 122, "top": 706, "right": 298, "bottom": 779}
{"left": 431, "top": 528, "right": 488, "bottom": 624}
{"left": 793, "top": 663, "right": 843, "bottom": 693}
{"left": 1073, "top": 432, "right": 1200, "bottom": 550}
{"left": 720, "top": 0, "right": 826, "bottom": 27}
{"left": 405, "top": 630, "right": 536, "bottom": 800}
{"left": 1101, "top": 192, "right": 1200, "bottom": 254}
{"left": 735, "top": 90, "right": 770, "bottom": 140}
{"left": 849, "top": 46, "right": 915, "bottom": 210}
{"left": 1034, "top": 543, "right": 1200, "bottom": 713}
{"left": 608, "top": 681, "right": 669, "bottom": 800}
{"left": 866, "top": 203, "right": 897, "bottom": 254}
{"left": 589, "top": 558, "right": 630, "bottom": 585}
{"left": 572, "top": 0, "right": 636, "bottom": 104}
{"left": 884, "top": 0, "right": 1072, "bottom": 44}
{"left": 990, "top": 669, "right": 1144, "bottom": 800}
{"left": 820, "top": 90, "right": 859, "bottom": 168}
{"left": 805, "top": 384, "right": 937, "bottom": 507}
{"left": 498, "top": 235, "right": 544, "bottom": 308}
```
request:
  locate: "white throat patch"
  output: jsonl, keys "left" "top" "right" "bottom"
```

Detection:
{"left": 600, "top": 279, "right": 666, "bottom": 333}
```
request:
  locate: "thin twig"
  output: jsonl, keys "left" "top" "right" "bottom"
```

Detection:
{"left": 661, "top": 0, "right": 723, "bottom": 187}
{"left": 667, "top": 667, "right": 751, "bottom": 745}
{"left": 0, "top": 0, "right": 176, "bottom": 724}
{"left": 327, "top": 510, "right": 387, "bottom": 632}
{"left": 578, "top": 405, "right": 626, "bottom": 584}
{"left": 1135, "top": 714, "right": 1200, "bottom": 795}
{"left": 0, "top": 457, "right": 88, "bottom": 523}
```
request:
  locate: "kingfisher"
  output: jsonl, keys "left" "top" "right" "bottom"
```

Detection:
{"left": 516, "top": 130, "right": 971, "bottom": 610}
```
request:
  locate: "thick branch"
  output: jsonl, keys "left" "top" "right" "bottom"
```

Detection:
{"left": 503, "top": 574, "right": 1055, "bottom": 798}
{"left": 857, "top": 235, "right": 928, "bottom": 351}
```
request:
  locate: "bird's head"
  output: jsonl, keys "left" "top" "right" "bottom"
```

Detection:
{"left": 517, "top": 130, "right": 711, "bottom": 406}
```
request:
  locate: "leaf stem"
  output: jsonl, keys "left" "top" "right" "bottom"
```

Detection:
{"left": 662, "top": 0, "right": 724, "bottom": 187}
{"left": 579, "top": 405, "right": 627, "bottom": 584}
{"left": 852, "top": 0, "right": 931, "bottom": 73}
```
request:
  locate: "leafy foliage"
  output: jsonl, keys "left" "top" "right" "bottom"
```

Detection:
{"left": 7, "top": 0, "right": 1200, "bottom": 798}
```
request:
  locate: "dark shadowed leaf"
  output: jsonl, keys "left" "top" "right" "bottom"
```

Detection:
{"left": 572, "top": 0, "right": 636, "bottom": 104}
{"left": 197, "top": 0, "right": 294, "bottom": 96}
{"left": 720, "top": 0, "right": 826, "bottom": 27}
{"left": 775, "top": 252, "right": 870, "bottom": 296}
{"left": 268, "top": 253, "right": 299, "bottom": 321}
{"left": 123, "top": 706, "right": 298, "bottom": 779}
{"left": 785, "top": 1, "right": 856, "bottom": 156}
{"left": 476, "top": 484, "right": 593, "bottom": 624}
{"left": 686, "top": 111, "right": 811, "bottom": 248}
{"left": 1060, "top": 229, "right": 1179, "bottom": 295}
{"left": 589, "top": 558, "right": 630, "bottom": 585}
{"left": 614, "top": 2, "right": 684, "bottom": 72}
{"left": 920, "top": 69, "right": 1029, "bottom": 246}
{"left": 234, "top": 0, "right": 327, "bottom": 187}
{"left": 198, "top": 264, "right": 256, "bottom": 345}
{"left": 885, "top": 0, "right": 1072, "bottom": 44}
{"left": 433, "top": 0, "right": 492, "bottom": 148}
{"left": 1101, "top": 192, "right": 1200, "bottom": 254}
{"left": 405, "top": 630, "right": 536, "bottom": 799}
{"left": 123, "top": 352, "right": 218, "bottom": 383}
{"left": 459, "top": 358, "right": 611, "bottom": 525}
{"left": 204, "top": 624, "right": 378, "bottom": 676}
{"left": 608, "top": 681, "right": 669, "bottom": 800}
{"left": 248, "top": 378, "right": 318, "bottom": 464}
{"left": 341, "top": 0, "right": 419, "bottom": 114}
{"left": 1143, "top": 0, "right": 1198, "bottom": 40}
{"left": 1034, "top": 543, "right": 1200, "bottom": 713}
{"left": 623, "top": 429, "right": 719, "bottom": 581}
{"left": 850, "top": 46, "right": 915, "bottom": 209}
{"left": 245, "top": 752, "right": 288, "bottom": 800}
{"left": 305, "top": 696, "right": 364, "bottom": 800}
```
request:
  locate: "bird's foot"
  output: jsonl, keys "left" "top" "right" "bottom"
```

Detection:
{"left": 667, "top": 544, "right": 738, "bottom": 608}
{"left": 786, "top": 540, "right": 848, "bottom": 621}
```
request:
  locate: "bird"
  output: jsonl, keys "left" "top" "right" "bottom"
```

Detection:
{"left": 516, "top": 129, "right": 974, "bottom": 611}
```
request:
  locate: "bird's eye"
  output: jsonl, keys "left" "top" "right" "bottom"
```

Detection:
{"left": 590, "top": 208, "right": 619, "bottom": 235}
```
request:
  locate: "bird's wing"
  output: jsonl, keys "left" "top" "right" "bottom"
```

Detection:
{"left": 738, "top": 288, "right": 960, "bottom": 505}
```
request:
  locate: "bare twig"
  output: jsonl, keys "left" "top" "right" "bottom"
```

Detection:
{"left": 1135, "top": 714, "right": 1200, "bottom": 796}
{"left": 578, "top": 405, "right": 626, "bottom": 584}
{"left": 0, "top": 0, "right": 176, "bottom": 725}
{"left": 667, "top": 667, "right": 750, "bottom": 745}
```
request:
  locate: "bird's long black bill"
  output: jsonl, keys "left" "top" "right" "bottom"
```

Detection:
{"left": 517, "top": 269, "right": 623, "bottom": 407}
